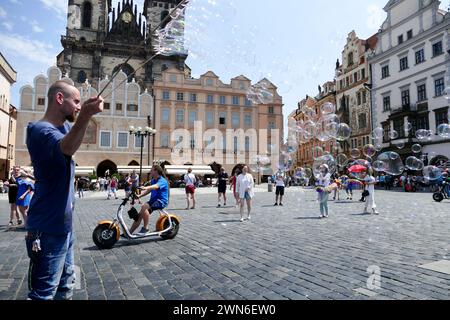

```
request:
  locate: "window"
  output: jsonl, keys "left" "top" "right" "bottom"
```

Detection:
{"left": 358, "top": 114, "right": 367, "bottom": 129}
{"left": 415, "top": 49, "right": 425, "bottom": 64}
{"left": 117, "top": 132, "right": 128, "bottom": 148}
{"left": 435, "top": 109, "right": 449, "bottom": 127}
{"left": 407, "top": 30, "right": 413, "bottom": 40}
{"left": 401, "top": 89, "right": 410, "bottom": 107}
{"left": 411, "top": 115, "right": 429, "bottom": 132}
{"left": 77, "top": 70, "right": 87, "bottom": 83}
{"left": 383, "top": 96, "right": 391, "bottom": 111}
{"left": 245, "top": 98, "right": 252, "bottom": 106}
{"left": 189, "top": 110, "right": 197, "bottom": 124}
{"left": 162, "top": 91, "right": 170, "bottom": 100}
{"left": 219, "top": 96, "right": 226, "bottom": 105}
{"left": 189, "top": 93, "right": 197, "bottom": 102}
{"left": 206, "top": 78, "right": 213, "bottom": 86}
{"left": 234, "top": 137, "right": 238, "bottom": 152}
{"left": 207, "top": 95, "right": 214, "bottom": 104}
{"left": 393, "top": 119, "right": 404, "bottom": 138}
{"left": 219, "top": 112, "right": 226, "bottom": 125}
{"left": 244, "top": 114, "right": 252, "bottom": 126}
{"left": 400, "top": 56, "right": 408, "bottom": 71}
{"left": 362, "top": 91, "right": 367, "bottom": 104}
{"left": 361, "top": 68, "right": 366, "bottom": 79}
{"left": 134, "top": 135, "right": 142, "bottom": 148}
{"left": 398, "top": 35, "right": 404, "bottom": 45}
{"left": 381, "top": 65, "right": 390, "bottom": 79}
{"left": 160, "top": 133, "right": 169, "bottom": 148}
{"left": 357, "top": 92, "right": 361, "bottom": 106}
{"left": 232, "top": 112, "right": 240, "bottom": 128}
{"left": 37, "top": 98, "right": 45, "bottom": 106}
{"left": 432, "top": 41, "right": 443, "bottom": 57}
{"left": 100, "top": 131, "right": 111, "bottom": 148}
{"left": 268, "top": 121, "right": 276, "bottom": 130}
{"left": 127, "top": 104, "right": 138, "bottom": 112}
{"left": 435, "top": 78, "right": 445, "bottom": 97}
{"left": 116, "top": 103, "right": 122, "bottom": 111}
{"left": 169, "top": 75, "right": 177, "bottom": 83}
{"left": 268, "top": 106, "right": 274, "bottom": 114}
{"left": 190, "top": 138, "right": 195, "bottom": 149}
{"left": 245, "top": 137, "right": 250, "bottom": 152}
{"left": 417, "top": 84, "right": 427, "bottom": 102}
{"left": 354, "top": 72, "right": 358, "bottom": 83}
{"left": 177, "top": 92, "right": 184, "bottom": 101}
{"left": 232, "top": 96, "right": 239, "bottom": 105}
{"left": 348, "top": 52, "right": 354, "bottom": 66}
{"left": 104, "top": 102, "right": 110, "bottom": 110}
{"left": 176, "top": 109, "right": 184, "bottom": 123}
{"left": 206, "top": 111, "right": 214, "bottom": 126}
{"left": 82, "top": 2, "right": 92, "bottom": 28}
{"left": 161, "top": 108, "right": 170, "bottom": 123}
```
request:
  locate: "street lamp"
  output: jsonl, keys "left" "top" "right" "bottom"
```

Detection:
{"left": 129, "top": 125, "right": 157, "bottom": 185}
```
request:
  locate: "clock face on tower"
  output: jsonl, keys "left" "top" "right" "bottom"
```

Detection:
{"left": 122, "top": 12, "right": 132, "bottom": 23}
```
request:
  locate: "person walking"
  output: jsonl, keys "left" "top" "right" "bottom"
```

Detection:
{"left": 236, "top": 166, "right": 254, "bottom": 222}
{"left": 25, "top": 80, "right": 103, "bottom": 300}
{"left": 184, "top": 168, "right": 196, "bottom": 209}
{"left": 108, "top": 176, "right": 118, "bottom": 200}
{"left": 229, "top": 170, "right": 241, "bottom": 207}
{"left": 75, "top": 178, "right": 84, "bottom": 198}
{"left": 7, "top": 166, "right": 21, "bottom": 227}
{"left": 217, "top": 167, "right": 228, "bottom": 207}
{"left": 274, "top": 173, "right": 285, "bottom": 206}
{"left": 16, "top": 170, "right": 35, "bottom": 227}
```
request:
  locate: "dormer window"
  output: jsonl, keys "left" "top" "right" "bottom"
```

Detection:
{"left": 347, "top": 52, "right": 354, "bottom": 66}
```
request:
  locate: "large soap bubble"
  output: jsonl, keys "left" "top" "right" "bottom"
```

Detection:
{"left": 423, "top": 166, "right": 442, "bottom": 181}
{"left": 377, "top": 151, "right": 405, "bottom": 176}
{"left": 437, "top": 123, "right": 450, "bottom": 138}
{"left": 405, "top": 156, "right": 424, "bottom": 171}
{"left": 313, "top": 154, "right": 337, "bottom": 176}
{"left": 335, "top": 123, "right": 352, "bottom": 142}
{"left": 363, "top": 144, "right": 377, "bottom": 158}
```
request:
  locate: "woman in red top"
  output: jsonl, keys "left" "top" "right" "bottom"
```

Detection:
{"left": 230, "top": 170, "right": 241, "bottom": 207}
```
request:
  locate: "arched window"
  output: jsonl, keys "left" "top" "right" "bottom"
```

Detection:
{"left": 82, "top": 2, "right": 92, "bottom": 29}
{"left": 78, "top": 70, "right": 87, "bottom": 83}
{"left": 112, "top": 64, "right": 135, "bottom": 83}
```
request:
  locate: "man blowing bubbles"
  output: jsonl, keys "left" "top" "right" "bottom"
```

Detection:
{"left": 25, "top": 81, "right": 103, "bottom": 300}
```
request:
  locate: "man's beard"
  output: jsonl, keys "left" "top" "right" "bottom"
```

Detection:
{"left": 66, "top": 112, "right": 77, "bottom": 123}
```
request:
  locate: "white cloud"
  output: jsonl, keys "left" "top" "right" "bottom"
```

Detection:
{"left": 39, "top": 0, "right": 67, "bottom": 19}
{"left": 30, "top": 20, "right": 44, "bottom": 33}
{"left": 0, "top": 6, "right": 7, "bottom": 18}
{"left": 366, "top": 4, "right": 386, "bottom": 30}
{"left": 9, "top": 0, "right": 21, "bottom": 4}
{"left": 0, "top": 33, "right": 55, "bottom": 65}
{"left": 2, "top": 21, "right": 13, "bottom": 31}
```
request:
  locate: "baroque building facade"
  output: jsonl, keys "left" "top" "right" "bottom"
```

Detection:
{"left": 335, "top": 31, "right": 377, "bottom": 155}
{"left": 369, "top": 0, "right": 450, "bottom": 166}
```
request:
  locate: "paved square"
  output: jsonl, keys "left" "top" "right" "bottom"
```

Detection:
{"left": 0, "top": 187, "right": 449, "bottom": 300}
{"left": 419, "top": 260, "right": 450, "bottom": 275}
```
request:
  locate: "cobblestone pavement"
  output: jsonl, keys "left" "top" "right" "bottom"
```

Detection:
{"left": 0, "top": 187, "right": 449, "bottom": 300}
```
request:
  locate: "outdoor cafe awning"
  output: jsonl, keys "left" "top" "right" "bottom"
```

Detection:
{"left": 75, "top": 167, "right": 95, "bottom": 177}
{"left": 117, "top": 166, "right": 153, "bottom": 174}
{"left": 165, "top": 165, "right": 216, "bottom": 176}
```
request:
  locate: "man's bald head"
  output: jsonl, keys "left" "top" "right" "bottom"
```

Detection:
{"left": 47, "top": 81, "right": 76, "bottom": 106}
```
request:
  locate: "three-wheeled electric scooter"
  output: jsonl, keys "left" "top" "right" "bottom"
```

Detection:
{"left": 92, "top": 188, "right": 180, "bottom": 249}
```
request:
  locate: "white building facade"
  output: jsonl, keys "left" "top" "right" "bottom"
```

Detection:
{"left": 369, "top": 0, "right": 450, "bottom": 165}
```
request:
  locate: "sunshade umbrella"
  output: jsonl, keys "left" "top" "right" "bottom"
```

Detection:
{"left": 348, "top": 165, "right": 367, "bottom": 173}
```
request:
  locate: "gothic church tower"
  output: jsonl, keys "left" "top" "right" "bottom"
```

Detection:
{"left": 57, "top": 0, "right": 187, "bottom": 90}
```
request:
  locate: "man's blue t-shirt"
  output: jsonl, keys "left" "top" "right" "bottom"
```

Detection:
{"left": 26, "top": 121, "right": 75, "bottom": 235}
{"left": 149, "top": 177, "right": 169, "bottom": 208}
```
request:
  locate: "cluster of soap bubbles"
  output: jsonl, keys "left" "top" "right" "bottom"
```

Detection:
{"left": 246, "top": 80, "right": 274, "bottom": 104}
{"left": 249, "top": 154, "right": 272, "bottom": 174}
{"left": 153, "top": 1, "right": 189, "bottom": 56}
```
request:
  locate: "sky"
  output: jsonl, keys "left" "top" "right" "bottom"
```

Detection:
{"left": 1, "top": 0, "right": 450, "bottom": 135}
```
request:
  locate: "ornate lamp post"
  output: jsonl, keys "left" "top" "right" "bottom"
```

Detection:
{"left": 129, "top": 126, "right": 157, "bottom": 185}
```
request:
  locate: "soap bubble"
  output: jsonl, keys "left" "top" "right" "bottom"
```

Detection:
{"left": 302, "top": 167, "right": 313, "bottom": 179}
{"left": 350, "top": 148, "right": 361, "bottom": 159}
{"left": 411, "top": 144, "right": 422, "bottom": 154}
{"left": 437, "top": 123, "right": 450, "bottom": 138}
{"left": 278, "top": 152, "right": 293, "bottom": 172}
{"left": 372, "top": 160, "right": 387, "bottom": 172}
{"left": 246, "top": 81, "right": 274, "bottom": 104}
{"left": 405, "top": 156, "right": 424, "bottom": 171}
{"left": 249, "top": 154, "right": 272, "bottom": 172}
{"left": 320, "top": 102, "right": 336, "bottom": 115}
{"left": 377, "top": 151, "right": 405, "bottom": 176}
{"left": 335, "top": 123, "right": 352, "bottom": 142}
{"left": 423, "top": 166, "right": 442, "bottom": 181}
{"left": 372, "top": 127, "right": 384, "bottom": 139}
{"left": 416, "top": 129, "right": 432, "bottom": 141}
{"left": 313, "top": 146, "right": 324, "bottom": 159}
{"left": 313, "top": 154, "right": 337, "bottom": 176}
{"left": 389, "top": 130, "right": 399, "bottom": 140}
{"left": 362, "top": 144, "right": 377, "bottom": 158}
{"left": 336, "top": 153, "right": 348, "bottom": 167}
{"left": 393, "top": 141, "right": 405, "bottom": 150}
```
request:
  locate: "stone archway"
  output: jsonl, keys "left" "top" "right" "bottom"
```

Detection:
{"left": 97, "top": 160, "right": 117, "bottom": 177}
{"left": 128, "top": 160, "right": 139, "bottom": 166}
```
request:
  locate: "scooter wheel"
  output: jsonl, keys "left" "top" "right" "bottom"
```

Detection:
{"left": 160, "top": 217, "right": 180, "bottom": 240}
{"left": 433, "top": 192, "right": 444, "bottom": 203}
{"left": 92, "top": 223, "right": 118, "bottom": 249}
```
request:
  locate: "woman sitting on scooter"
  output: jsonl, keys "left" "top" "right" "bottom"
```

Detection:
{"left": 129, "top": 165, "right": 169, "bottom": 235}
